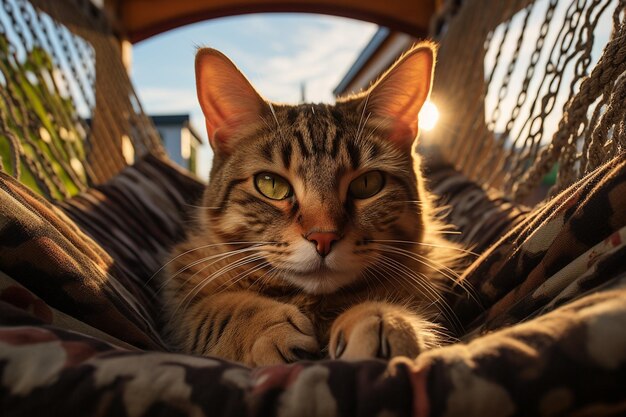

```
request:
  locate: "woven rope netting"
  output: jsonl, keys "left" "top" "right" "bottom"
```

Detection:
{"left": 426, "top": 0, "right": 626, "bottom": 204}
{"left": 0, "top": 0, "right": 162, "bottom": 200}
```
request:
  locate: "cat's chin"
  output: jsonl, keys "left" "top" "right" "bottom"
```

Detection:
{"left": 280, "top": 267, "right": 359, "bottom": 295}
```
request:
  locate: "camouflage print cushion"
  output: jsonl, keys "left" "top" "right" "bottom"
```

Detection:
{"left": 0, "top": 154, "right": 203, "bottom": 349}
{"left": 58, "top": 153, "right": 204, "bottom": 342}
{"left": 455, "top": 155, "right": 626, "bottom": 337}
{"left": 1, "top": 154, "right": 626, "bottom": 416}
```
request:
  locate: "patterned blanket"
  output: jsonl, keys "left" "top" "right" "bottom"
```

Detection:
{"left": 1, "top": 154, "right": 625, "bottom": 416}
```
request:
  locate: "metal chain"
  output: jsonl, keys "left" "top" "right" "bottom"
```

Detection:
{"left": 473, "top": 2, "right": 535, "bottom": 184}
{"left": 490, "top": 0, "right": 558, "bottom": 189}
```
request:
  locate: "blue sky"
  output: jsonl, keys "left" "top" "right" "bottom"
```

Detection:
{"left": 131, "top": 14, "right": 378, "bottom": 179}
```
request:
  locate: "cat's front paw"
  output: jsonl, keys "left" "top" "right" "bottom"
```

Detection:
{"left": 329, "top": 302, "right": 439, "bottom": 361}
{"left": 250, "top": 305, "right": 320, "bottom": 366}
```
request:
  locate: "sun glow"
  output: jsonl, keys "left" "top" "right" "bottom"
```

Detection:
{"left": 419, "top": 100, "right": 440, "bottom": 131}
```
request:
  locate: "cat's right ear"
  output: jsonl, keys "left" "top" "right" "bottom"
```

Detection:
{"left": 195, "top": 48, "right": 267, "bottom": 154}
{"left": 337, "top": 43, "right": 435, "bottom": 150}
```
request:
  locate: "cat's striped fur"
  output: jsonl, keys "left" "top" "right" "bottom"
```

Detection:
{"left": 159, "top": 42, "right": 465, "bottom": 366}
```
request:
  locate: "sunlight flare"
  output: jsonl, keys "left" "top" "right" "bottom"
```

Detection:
{"left": 419, "top": 100, "right": 439, "bottom": 131}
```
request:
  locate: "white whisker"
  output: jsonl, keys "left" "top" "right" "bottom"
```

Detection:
{"left": 215, "top": 262, "right": 272, "bottom": 294}
{"left": 174, "top": 253, "right": 266, "bottom": 316}
{"left": 183, "top": 204, "right": 222, "bottom": 210}
{"left": 368, "top": 239, "right": 479, "bottom": 256}
{"left": 145, "top": 241, "right": 276, "bottom": 288}
{"left": 374, "top": 254, "right": 464, "bottom": 333}
{"left": 378, "top": 244, "right": 461, "bottom": 280}
{"left": 376, "top": 244, "right": 481, "bottom": 307}
{"left": 158, "top": 245, "right": 266, "bottom": 293}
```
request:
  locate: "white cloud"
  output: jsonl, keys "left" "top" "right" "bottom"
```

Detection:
{"left": 246, "top": 18, "right": 377, "bottom": 103}
{"left": 137, "top": 87, "right": 198, "bottom": 114}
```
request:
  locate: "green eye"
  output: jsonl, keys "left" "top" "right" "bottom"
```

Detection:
{"left": 254, "top": 172, "right": 293, "bottom": 200}
{"left": 349, "top": 171, "right": 385, "bottom": 199}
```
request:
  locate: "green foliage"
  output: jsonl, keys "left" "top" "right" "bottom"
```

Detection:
{"left": 0, "top": 33, "right": 89, "bottom": 200}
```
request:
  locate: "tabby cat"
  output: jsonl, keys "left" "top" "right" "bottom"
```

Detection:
{"left": 160, "top": 42, "right": 463, "bottom": 366}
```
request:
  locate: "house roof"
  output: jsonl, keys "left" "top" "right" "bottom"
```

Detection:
{"left": 104, "top": 0, "right": 436, "bottom": 43}
{"left": 150, "top": 114, "right": 192, "bottom": 125}
{"left": 333, "top": 27, "right": 391, "bottom": 96}
{"left": 333, "top": 28, "right": 417, "bottom": 96}
{"left": 150, "top": 114, "right": 205, "bottom": 145}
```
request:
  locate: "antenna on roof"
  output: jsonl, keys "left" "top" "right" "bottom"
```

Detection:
{"left": 300, "top": 81, "right": 306, "bottom": 103}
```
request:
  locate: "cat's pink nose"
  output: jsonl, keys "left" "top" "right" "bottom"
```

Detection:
{"left": 306, "top": 232, "right": 340, "bottom": 257}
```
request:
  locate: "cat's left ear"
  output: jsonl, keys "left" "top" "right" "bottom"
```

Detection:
{"left": 343, "top": 43, "right": 435, "bottom": 149}
{"left": 196, "top": 48, "right": 268, "bottom": 154}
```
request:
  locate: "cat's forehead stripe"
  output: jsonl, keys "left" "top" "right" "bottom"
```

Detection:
{"left": 293, "top": 129, "right": 310, "bottom": 159}
{"left": 345, "top": 139, "right": 361, "bottom": 169}
{"left": 286, "top": 107, "right": 299, "bottom": 125}
{"left": 330, "top": 128, "right": 341, "bottom": 158}
{"left": 306, "top": 106, "right": 331, "bottom": 155}
{"left": 261, "top": 141, "right": 274, "bottom": 162}
{"left": 281, "top": 141, "right": 292, "bottom": 170}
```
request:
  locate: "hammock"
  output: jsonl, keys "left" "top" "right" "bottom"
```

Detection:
{"left": 1, "top": 0, "right": 625, "bottom": 416}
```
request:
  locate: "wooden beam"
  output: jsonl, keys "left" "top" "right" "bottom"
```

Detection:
{"left": 107, "top": 0, "right": 436, "bottom": 43}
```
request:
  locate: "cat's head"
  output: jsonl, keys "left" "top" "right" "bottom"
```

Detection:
{"left": 195, "top": 43, "right": 435, "bottom": 294}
